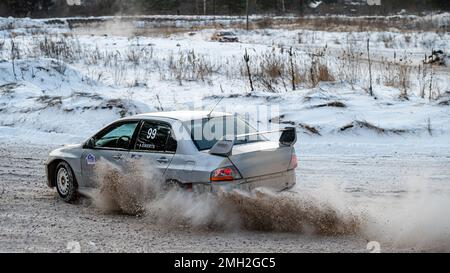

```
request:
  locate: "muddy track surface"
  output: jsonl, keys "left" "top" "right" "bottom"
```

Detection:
{"left": 0, "top": 143, "right": 369, "bottom": 253}
{"left": 1, "top": 143, "right": 449, "bottom": 252}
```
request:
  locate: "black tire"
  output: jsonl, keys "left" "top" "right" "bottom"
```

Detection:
{"left": 163, "top": 179, "right": 184, "bottom": 192}
{"left": 55, "top": 161, "right": 78, "bottom": 202}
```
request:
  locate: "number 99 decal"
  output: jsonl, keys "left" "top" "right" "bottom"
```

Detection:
{"left": 147, "top": 128, "right": 157, "bottom": 139}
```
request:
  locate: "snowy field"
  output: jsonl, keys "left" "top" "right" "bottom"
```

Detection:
{"left": 1, "top": 15, "right": 450, "bottom": 144}
{"left": 0, "top": 15, "right": 449, "bottom": 252}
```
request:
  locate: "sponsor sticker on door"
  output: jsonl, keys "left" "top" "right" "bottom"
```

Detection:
{"left": 86, "top": 153, "right": 96, "bottom": 165}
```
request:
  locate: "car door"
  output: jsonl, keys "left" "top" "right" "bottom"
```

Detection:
{"left": 129, "top": 120, "right": 177, "bottom": 181}
{"left": 81, "top": 120, "right": 140, "bottom": 188}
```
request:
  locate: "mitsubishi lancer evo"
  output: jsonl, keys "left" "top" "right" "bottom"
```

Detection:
{"left": 45, "top": 111, "right": 298, "bottom": 202}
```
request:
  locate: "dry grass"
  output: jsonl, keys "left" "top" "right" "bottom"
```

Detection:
{"left": 383, "top": 59, "right": 413, "bottom": 99}
{"left": 163, "top": 50, "right": 218, "bottom": 85}
{"left": 340, "top": 120, "right": 407, "bottom": 135}
{"left": 6, "top": 28, "right": 442, "bottom": 99}
{"left": 35, "top": 95, "right": 63, "bottom": 108}
{"left": 276, "top": 16, "right": 447, "bottom": 33}
{"left": 298, "top": 123, "right": 321, "bottom": 136}
{"left": 310, "top": 101, "right": 346, "bottom": 109}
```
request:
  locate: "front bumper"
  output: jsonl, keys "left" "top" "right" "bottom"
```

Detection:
{"left": 192, "top": 170, "right": 296, "bottom": 193}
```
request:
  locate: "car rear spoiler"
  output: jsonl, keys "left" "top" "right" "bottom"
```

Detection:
{"left": 209, "top": 127, "right": 297, "bottom": 156}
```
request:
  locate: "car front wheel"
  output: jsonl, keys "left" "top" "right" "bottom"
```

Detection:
{"left": 55, "top": 162, "right": 78, "bottom": 202}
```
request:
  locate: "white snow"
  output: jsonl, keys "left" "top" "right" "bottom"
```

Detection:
{"left": 0, "top": 16, "right": 449, "bottom": 153}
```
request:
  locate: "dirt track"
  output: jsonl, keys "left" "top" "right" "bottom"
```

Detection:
{"left": 1, "top": 143, "right": 449, "bottom": 253}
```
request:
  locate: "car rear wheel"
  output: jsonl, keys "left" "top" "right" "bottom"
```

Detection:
{"left": 55, "top": 162, "right": 78, "bottom": 202}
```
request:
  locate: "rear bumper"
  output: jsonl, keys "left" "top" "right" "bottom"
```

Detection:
{"left": 193, "top": 170, "right": 296, "bottom": 193}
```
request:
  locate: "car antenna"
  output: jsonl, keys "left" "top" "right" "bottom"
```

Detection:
{"left": 207, "top": 85, "right": 225, "bottom": 119}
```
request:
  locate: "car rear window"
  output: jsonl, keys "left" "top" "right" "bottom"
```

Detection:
{"left": 183, "top": 116, "right": 265, "bottom": 151}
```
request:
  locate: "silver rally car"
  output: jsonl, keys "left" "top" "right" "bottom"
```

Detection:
{"left": 46, "top": 111, "right": 298, "bottom": 202}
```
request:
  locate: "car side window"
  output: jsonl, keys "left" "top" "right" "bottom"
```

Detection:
{"left": 94, "top": 121, "right": 139, "bottom": 149}
{"left": 134, "top": 121, "right": 177, "bottom": 153}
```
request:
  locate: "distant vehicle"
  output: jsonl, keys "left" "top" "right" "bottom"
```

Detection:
{"left": 424, "top": 50, "right": 447, "bottom": 66}
{"left": 211, "top": 31, "right": 239, "bottom": 43}
{"left": 45, "top": 111, "right": 297, "bottom": 202}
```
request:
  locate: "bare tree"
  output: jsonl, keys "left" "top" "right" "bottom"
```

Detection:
{"left": 280, "top": 0, "right": 286, "bottom": 13}
{"left": 195, "top": 0, "right": 199, "bottom": 15}
{"left": 246, "top": 0, "right": 249, "bottom": 31}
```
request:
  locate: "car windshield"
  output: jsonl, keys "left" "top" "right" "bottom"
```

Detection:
{"left": 183, "top": 116, "right": 266, "bottom": 151}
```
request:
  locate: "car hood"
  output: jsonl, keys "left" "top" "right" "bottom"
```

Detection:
{"left": 49, "top": 143, "right": 82, "bottom": 156}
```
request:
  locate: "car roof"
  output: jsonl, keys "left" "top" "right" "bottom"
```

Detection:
{"left": 130, "top": 110, "right": 232, "bottom": 122}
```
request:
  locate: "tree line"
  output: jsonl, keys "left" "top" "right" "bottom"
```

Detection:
{"left": 0, "top": 0, "right": 448, "bottom": 18}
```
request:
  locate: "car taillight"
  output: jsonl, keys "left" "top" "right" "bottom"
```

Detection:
{"left": 210, "top": 166, "right": 241, "bottom": 182}
{"left": 288, "top": 153, "right": 298, "bottom": 170}
{"left": 185, "top": 183, "right": 193, "bottom": 192}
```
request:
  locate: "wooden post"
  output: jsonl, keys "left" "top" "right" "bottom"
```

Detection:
{"left": 367, "top": 38, "right": 373, "bottom": 97}
{"left": 289, "top": 47, "right": 296, "bottom": 91}
{"left": 244, "top": 49, "right": 254, "bottom": 92}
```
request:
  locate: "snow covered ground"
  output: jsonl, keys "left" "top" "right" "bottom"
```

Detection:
{"left": 1, "top": 15, "right": 449, "bottom": 146}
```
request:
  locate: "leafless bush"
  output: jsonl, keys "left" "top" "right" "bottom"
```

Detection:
{"left": 259, "top": 49, "right": 285, "bottom": 80}
{"left": 162, "top": 50, "right": 218, "bottom": 85}
{"left": 428, "top": 66, "right": 438, "bottom": 101}
{"left": 242, "top": 46, "right": 337, "bottom": 92}
{"left": 253, "top": 48, "right": 286, "bottom": 92}
{"left": 418, "top": 64, "right": 429, "bottom": 99}
{"left": 337, "top": 36, "right": 363, "bottom": 87}
{"left": 254, "top": 74, "right": 279, "bottom": 93}
{"left": 113, "top": 60, "right": 127, "bottom": 86}
{"left": 316, "top": 63, "right": 335, "bottom": 82}
{"left": 127, "top": 48, "right": 142, "bottom": 66}
{"left": 38, "top": 36, "right": 77, "bottom": 62}
{"left": 256, "top": 17, "right": 273, "bottom": 29}
{"left": 378, "top": 33, "right": 395, "bottom": 48}
{"left": 397, "top": 62, "right": 412, "bottom": 100}
{"left": 308, "top": 48, "right": 335, "bottom": 87}
{"left": 383, "top": 59, "right": 412, "bottom": 99}
{"left": 84, "top": 46, "right": 103, "bottom": 66}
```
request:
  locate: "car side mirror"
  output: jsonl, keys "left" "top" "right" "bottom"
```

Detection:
{"left": 85, "top": 138, "right": 95, "bottom": 149}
